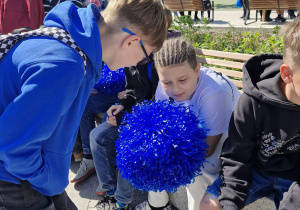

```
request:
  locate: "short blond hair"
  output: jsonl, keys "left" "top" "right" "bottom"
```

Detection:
{"left": 154, "top": 38, "right": 198, "bottom": 70}
{"left": 163, "top": 4, "right": 173, "bottom": 28}
{"left": 102, "top": 0, "right": 167, "bottom": 51}
{"left": 280, "top": 19, "right": 300, "bottom": 71}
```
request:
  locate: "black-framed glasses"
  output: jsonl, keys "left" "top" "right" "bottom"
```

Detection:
{"left": 122, "top": 28, "right": 152, "bottom": 65}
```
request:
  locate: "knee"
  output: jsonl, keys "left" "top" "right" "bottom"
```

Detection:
{"left": 200, "top": 193, "right": 221, "bottom": 210}
{"left": 89, "top": 127, "right": 105, "bottom": 150}
{"left": 90, "top": 124, "right": 116, "bottom": 149}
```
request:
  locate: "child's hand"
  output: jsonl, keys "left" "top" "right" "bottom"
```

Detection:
{"left": 106, "top": 105, "right": 124, "bottom": 126}
{"left": 107, "top": 105, "right": 124, "bottom": 117}
{"left": 106, "top": 115, "right": 117, "bottom": 126}
{"left": 117, "top": 90, "right": 126, "bottom": 99}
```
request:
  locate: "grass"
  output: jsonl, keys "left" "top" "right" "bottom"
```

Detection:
{"left": 213, "top": 0, "right": 240, "bottom": 10}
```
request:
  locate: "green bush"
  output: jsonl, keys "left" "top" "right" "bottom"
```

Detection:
{"left": 170, "top": 16, "right": 284, "bottom": 55}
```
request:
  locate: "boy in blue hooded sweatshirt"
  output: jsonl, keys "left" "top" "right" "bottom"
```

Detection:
{"left": 0, "top": 0, "right": 167, "bottom": 209}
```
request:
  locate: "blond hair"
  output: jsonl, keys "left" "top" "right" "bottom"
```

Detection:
{"left": 280, "top": 19, "right": 300, "bottom": 71}
{"left": 102, "top": 0, "right": 167, "bottom": 51}
{"left": 163, "top": 4, "right": 173, "bottom": 28}
{"left": 154, "top": 38, "right": 198, "bottom": 70}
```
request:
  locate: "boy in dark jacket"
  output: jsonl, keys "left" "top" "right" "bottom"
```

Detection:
{"left": 90, "top": 57, "right": 159, "bottom": 210}
{"left": 200, "top": 20, "right": 300, "bottom": 210}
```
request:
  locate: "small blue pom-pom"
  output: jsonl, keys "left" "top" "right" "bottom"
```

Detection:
{"left": 116, "top": 100, "right": 209, "bottom": 193}
{"left": 94, "top": 63, "right": 126, "bottom": 97}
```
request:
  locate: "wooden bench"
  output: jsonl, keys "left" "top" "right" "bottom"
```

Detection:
{"left": 196, "top": 49, "right": 254, "bottom": 91}
{"left": 163, "top": 0, "right": 215, "bottom": 21}
{"left": 245, "top": 0, "right": 300, "bottom": 24}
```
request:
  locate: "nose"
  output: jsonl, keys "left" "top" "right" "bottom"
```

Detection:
{"left": 172, "top": 84, "right": 181, "bottom": 95}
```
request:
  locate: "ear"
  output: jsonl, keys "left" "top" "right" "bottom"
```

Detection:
{"left": 195, "top": 63, "right": 201, "bottom": 78}
{"left": 280, "top": 64, "right": 293, "bottom": 84}
{"left": 121, "top": 34, "right": 140, "bottom": 49}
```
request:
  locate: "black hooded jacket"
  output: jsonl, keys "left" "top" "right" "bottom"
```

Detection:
{"left": 219, "top": 54, "right": 300, "bottom": 210}
{"left": 115, "top": 61, "right": 159, "bottom": 125}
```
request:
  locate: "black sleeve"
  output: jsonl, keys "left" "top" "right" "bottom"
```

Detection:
{"left": 219, "top": 94, "right": 257, "bottom": 210}
{"left": 151, "top": 64, "right": 159, "bottom": 97}
{"left": 119, "top": 67, "right": 136, "bottom": 111}
{"left": 116, "top": 67, "right": 136, "bottom": 125}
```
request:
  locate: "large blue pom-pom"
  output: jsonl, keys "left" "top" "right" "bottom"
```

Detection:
{"left": 94, "top": 63, "right": 126, "bottom": 97}
{"left": 116, "top": 100, "right": 209, "bottom": 193}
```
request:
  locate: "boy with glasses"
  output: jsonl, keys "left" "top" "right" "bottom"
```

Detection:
{"left": 0, "top": 0, "right": 167, "bottom": 209}
{"left": 90, "top": 6, "right": 175, "bottom": 210}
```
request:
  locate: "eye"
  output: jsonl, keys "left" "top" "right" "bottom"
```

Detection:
{"left": 179, "top": 78, "right": 187, "bottom": 82}
{"left": 162, "top": 81, "right": 171, "bottom": 85}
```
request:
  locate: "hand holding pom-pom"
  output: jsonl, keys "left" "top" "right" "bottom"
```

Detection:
{"left": 116, "top": 100, "right": 209, "bottom": 193}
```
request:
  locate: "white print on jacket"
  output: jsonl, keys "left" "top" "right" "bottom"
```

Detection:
{"left": 258, "top": 132, "right": 300, "bottom": 162}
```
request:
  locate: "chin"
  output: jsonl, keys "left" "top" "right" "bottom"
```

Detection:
{"left": 104, "top": 63, "right": 117, "bottom": 71}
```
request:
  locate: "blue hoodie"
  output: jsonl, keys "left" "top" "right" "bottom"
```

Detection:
{"left": 0, "top": 2, "right": 102, "bottom": 196}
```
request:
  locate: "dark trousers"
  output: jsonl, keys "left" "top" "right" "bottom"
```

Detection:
{"left": 0, "top": 180, "right": 77, "bottom": 210}
{"left": 260, "top": 10, "right": 271, "bottom": 19}
{"left": 242, "top": 0, "right": 249, "bottom": 16}
{"left": 179, "top": 11, "right": 210, "bottom": 19}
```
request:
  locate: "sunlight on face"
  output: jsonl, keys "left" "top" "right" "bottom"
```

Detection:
{"left": 157, "top": 60, "right": 200, "bottom": 102}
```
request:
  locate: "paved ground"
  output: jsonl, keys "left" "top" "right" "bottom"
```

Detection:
{"left": 65, "top": 2, "right": 295, "bottom": 209}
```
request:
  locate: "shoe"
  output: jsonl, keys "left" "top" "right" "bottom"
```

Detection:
{"left": 275, "top": 16, "right": 286, "bottom": 22}
{"left": 114, "top": 201, "right": 128, "bottom": 210}
{"left": 70, "top": 158, "right": 95, "bottom": 183}
{"left": 135, "top": 201, "right": 172, "bottom": 210}
{"left": 73, "top": 151, "right": 84, "bottom": 162}
{"left": 93, "top": 195, "right": 117, "bottom": 210}
{"left": 289, "top": 15, "right": 296, "bottom": 19}
{"left": 96, "top": 185, "right": 107, "bottom": 196}
{"left": 135, "top": 201, "right": 151, "bottom": 210}
{"left": 265, "top": 17, "right": 273, "bottom": 22}
{"left": 194, "top": 16, "right": 200, "bottom": 21}
{"left": 240, "top": 15, "right": 245, "bottom": 19}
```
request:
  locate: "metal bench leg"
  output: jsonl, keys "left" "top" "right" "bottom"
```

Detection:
{"left": 212, "top": 1, "right": 214, "bottom": 21}
{"left": 256, "top": 10, "right": 258, "bottom": 22}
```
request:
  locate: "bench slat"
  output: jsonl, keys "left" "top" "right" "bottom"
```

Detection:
{"left": 197, "top": 57, "right": 244, "bottom": 70}
{"left": 163, "top": 0, "right": 214, "bottom": 11}
{"left": 196, "top": 49, "right": 248, "bottom": 91}
{"left": 196, "top": 49, "right": 253, "bottom": 62}
{"left": 231, "top": 79, "right": 243, "bottom": 89}
{"left": 207, "top": 66, "right": 243, "bottom": 79}
{"left": 248, "top": 0, "right": 299, "bottom": 10}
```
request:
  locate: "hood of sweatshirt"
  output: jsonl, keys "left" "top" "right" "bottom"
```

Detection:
{"left": 243, "top": 54, "right": 300, "bottom": 111}
{"left": 44, "top": 1, "right": 102, "bottom": 75}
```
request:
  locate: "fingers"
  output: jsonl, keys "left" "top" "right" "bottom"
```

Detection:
{"left": 106, "top": 116, "right": 117, "bottom": 126}
{"left": 107, "top": 105, "right": 117, "bottom": 117}
{"left": 107, "top": 105, "right": 124, "bottom": 117}
{"left": 117, "top": 90, "right": 126, "bottom": 99}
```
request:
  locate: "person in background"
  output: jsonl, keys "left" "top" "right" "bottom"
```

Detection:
{"left": 275, "top": 10, "right": 286, "bottom": 22}
{"left": 288, "top": 10, "right": 297, "bottom": 19}
{"left": 43, "top": 0, "right": 84, "bottom": 15}
{"left": 240, "top": 0, "right": 250, "bottom": 20}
